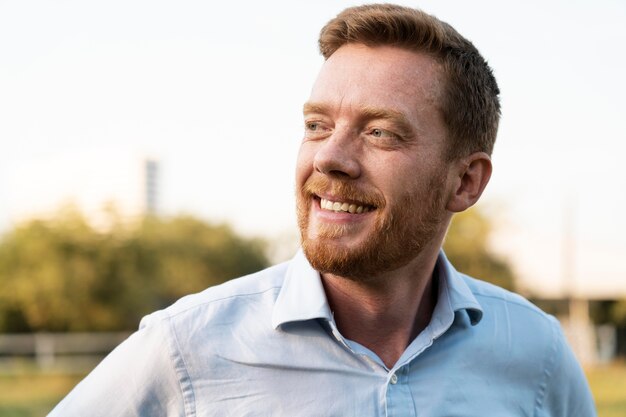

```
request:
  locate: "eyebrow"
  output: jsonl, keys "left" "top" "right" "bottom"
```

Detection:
{"left": 302, "top": 102, "right": 331, "bottom": 116}
{"left": 303, "top": 102, "right": 409, "bottom": 124}
{"left": 360, "top": 106, "right": 410, "bottom": 125}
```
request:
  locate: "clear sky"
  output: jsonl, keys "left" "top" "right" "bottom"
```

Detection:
{"left": 1, "top": 0, "right": 624, "bottom": 298}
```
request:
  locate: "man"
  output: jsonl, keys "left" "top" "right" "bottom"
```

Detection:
{"left": 50, "top": 4, "right": 596, "bottom": 416}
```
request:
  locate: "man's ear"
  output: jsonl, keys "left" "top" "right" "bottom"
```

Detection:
{"left": 446, "top": 152, "right": 492, "bottom": 213}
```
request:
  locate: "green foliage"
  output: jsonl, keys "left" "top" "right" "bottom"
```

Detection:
{"left": 443, "top": 207, "right": 516, "bottom": 291}
{"left": 0, "top": 209, "right": 268, "bottom": 332}
{"left": 611, "top": 299, "right": 626, "bottom": 326}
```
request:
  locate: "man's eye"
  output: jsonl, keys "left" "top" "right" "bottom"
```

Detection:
{"left": 306, "top": 122, "right": 320, "bottom": 131}
{"left": 369, "top": 128, "right": 395, "bottom": 139}
{"left": 303, "top": 121, "right": 330, "bottom": 140}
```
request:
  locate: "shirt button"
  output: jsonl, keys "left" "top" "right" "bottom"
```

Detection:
{"left": 390, "top": 373, "right": 398, "bottom": 384}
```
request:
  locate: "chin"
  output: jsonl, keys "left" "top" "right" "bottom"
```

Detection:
{"left": 301, "top": 229, "right": 431, "bottom": 281}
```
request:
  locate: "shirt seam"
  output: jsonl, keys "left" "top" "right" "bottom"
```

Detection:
{"left": 473, "top": 293, "right": 548, "bottom": 317}
{"left": 533, "top": 317, "right": 559, "bottom": 416}
{"left": 166, "top": 286, "right": 282, "bottom": 320}
{"left": 166, "top": 315, "right": 196, "bottom": 417}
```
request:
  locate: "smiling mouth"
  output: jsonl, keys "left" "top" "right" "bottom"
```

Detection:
{"left": 319, "top": 197, "right": 375, "bottom": 214}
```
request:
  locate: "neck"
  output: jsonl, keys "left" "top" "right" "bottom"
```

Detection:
{"left": 321, "top": 243, "right": 441, "bottom": 369}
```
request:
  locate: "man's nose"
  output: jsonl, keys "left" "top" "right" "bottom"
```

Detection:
{"left": 312, "top": 129, "right": 361, "bottom": 179}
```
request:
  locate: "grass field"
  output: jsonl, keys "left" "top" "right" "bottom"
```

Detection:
{"left": 586, "top": 363, "right": 626, "bottom": 417}
{"left": 1, "top": 363, "right": 624, "bottom": 416}
{"left": 0, "top": 373, "right": 84, "bottom": 417}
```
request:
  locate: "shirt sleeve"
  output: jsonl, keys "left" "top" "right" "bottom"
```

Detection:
{"left": 536, "top": 316, "right": 597, "bottom": 417}
{"left": 47, "top": 312, "right": 189, "bottom": 417}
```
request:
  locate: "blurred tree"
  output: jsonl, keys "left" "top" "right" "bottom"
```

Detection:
{"left": 0, "top": 208, "right": 268, "bottom": 332}
{"left": 444, "top": 207, "right": 516, "bottom": 291}
{"left": 610, "top": 300, "right": 626, "bottom": 358}
{"left": 611, "top": 299, "right": 626, "bottom": 326}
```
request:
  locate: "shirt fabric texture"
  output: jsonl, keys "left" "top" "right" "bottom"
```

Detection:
{"left": 49, "top": 250, "right": 596, "bottom": 416}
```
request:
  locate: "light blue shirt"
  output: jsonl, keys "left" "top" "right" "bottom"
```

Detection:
{"left": 50, "top": 250, "right": 596, "bottom": 416}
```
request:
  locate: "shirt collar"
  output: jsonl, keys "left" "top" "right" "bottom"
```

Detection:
{"left": 271, "top": 249, "right": 333, "bottom": 329}
{"left": 271, "top": 249, "right": 483, "bottom": 329}
{"left": 434, "top": 251, "right": 483, "bottom": 326}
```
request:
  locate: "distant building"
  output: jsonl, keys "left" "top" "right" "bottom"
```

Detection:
{"left": 142, "top": 158, "right": 159, "bottom": 216}
{"left": 532, "top": 296, "right": 626, "bottom": 365}
{"left": 3, "top": 150, "right": 162, "bottom": 231}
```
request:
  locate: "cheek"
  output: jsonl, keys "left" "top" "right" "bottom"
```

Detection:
{"left": 295, "top": 144, "right": 316, "bottom": 186}
{"left": 374, "top": 159, "right": 442, "bottom": 204}
{"left": 364, "top": 155, "right": 414, "bottom": 190}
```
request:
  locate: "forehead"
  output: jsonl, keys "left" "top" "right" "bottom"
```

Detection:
{"left": 309, "top": 44, "right": 443, "bottom": 116}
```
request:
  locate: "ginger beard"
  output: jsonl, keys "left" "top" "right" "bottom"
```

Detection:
{"left": 297, "top": 173, "right": 448, "bottom": 281}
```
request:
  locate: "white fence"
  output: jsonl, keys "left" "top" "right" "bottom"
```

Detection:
{"left": 0, "top": 332, "right": 131, "bottom": 374}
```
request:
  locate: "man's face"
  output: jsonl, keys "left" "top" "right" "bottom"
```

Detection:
{"left": 296, "top": 44, "right": 453, "bottom": 280}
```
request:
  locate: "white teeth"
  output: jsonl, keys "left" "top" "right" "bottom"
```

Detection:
{"left": 320, "top": 198, "right": 370, "bottom": 214}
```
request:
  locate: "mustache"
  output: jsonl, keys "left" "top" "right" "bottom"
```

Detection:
{"left": 301, "top": 175, "right": 385, "bottom": 208}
